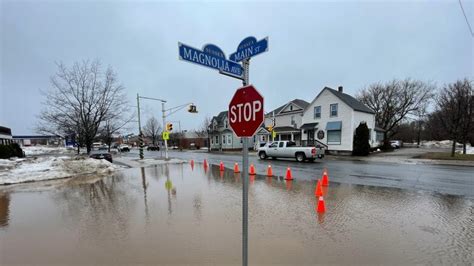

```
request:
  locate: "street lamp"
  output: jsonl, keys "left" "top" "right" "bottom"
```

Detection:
{"left": 136, "top": 93, "right": 197, "bottom": 160}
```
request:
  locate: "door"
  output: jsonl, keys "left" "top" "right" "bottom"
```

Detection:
{"left": 307, "top": 129, "right": 315, "bottom": 146}
{"left": 266, "top": 142, "right": 279, "bottom": 157}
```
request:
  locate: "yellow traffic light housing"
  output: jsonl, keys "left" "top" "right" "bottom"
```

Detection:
{"left": 166, "top": 123, "right": 173, "bottom": 132}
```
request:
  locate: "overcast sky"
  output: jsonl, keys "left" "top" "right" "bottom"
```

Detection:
{"left": 1, "top": 0, "right": 473, "bottom": 135}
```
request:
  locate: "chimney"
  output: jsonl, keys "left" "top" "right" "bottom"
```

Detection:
{"left": 338, "top": 86, "right": 343, "bottom": 93}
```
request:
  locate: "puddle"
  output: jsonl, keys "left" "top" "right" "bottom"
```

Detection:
{"left": 0, "top": 163, "right": 472, "bottom": 264}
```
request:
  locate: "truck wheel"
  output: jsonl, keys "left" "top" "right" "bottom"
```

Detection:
{"left": 259, "top": 152, "right": 267, "bottom": 160}
{"left": 295, "top": 153, "right": 306, "bottom": 162}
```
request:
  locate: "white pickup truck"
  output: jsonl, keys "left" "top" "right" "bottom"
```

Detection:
{"left": 257, "top": 141, "right": 325, "bottom": 162}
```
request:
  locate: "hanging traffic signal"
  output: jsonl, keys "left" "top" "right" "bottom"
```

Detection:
{"left": 188, "top": 104, "right": 198, "bottom": 113}
{"left": 268, "top": 125, "right": 273, "bottom": 132}
{"left": 166, "top": 123, "right": 173, "bottom": 132}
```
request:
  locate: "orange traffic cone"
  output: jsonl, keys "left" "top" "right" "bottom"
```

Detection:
{"left": 234, "top": 163, "right": 240, "bottom": 173}
{"left": 314, "top": 180, "right": 323, "bottom": 197}
{"left": 190, "top": 159, "right": 194, "bottom": 170}
{"left": 219, "top": 161, "right": 225, "bottom": 171}
{"left": 249, "top": 164, "right": 256, "bottom": 175}
{"left": 267, "top": 165, "right": 273, "bottom": 177}
{"left": 317, "top": 196, "right": 326, "bottom": 213}
{"left": 204, "top": 159, "right": 208, "bottom": 168}
{"left": 285, "top": 167, "right": 293, "bottom": 180}
{"left": 322, "top": 170, "right": 329, "bottom": 186}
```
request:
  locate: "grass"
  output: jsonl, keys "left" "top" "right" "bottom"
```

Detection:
{"left": 415, "top": 152, "right": 474, "bottom": 161}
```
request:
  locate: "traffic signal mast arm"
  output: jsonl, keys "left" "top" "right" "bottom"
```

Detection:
{"left": 164, "top": 102, "right": 198, "bottom": 117}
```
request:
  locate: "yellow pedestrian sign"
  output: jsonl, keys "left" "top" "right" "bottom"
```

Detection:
{"left": 272, "top": 130, "right": 277, "bottom": 139}
{"left": 162, "top": 131, "right": 170, "bottom": 140}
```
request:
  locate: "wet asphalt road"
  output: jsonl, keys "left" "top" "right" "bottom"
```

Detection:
{"left": 124, "top": 149, "right": 474, "bottom": 198}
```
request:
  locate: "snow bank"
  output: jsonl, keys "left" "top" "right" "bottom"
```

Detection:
{"left": 422, "top": 140, "right": 473, "bottom": 154}
{"left": 22, "top": 146, "right": 73, "bottom": 156}
{"left": 0, "top": 156, "right": 120, "bottom": 185}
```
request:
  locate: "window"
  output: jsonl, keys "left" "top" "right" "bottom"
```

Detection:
{"left": 211, "top": 138, "right": 213, "bottom": 145}
{"left": 291, "top": 115, "right": 295, "bottom": 126}
{"left": 330, "top": 104, "right": 338, "bottom": 117}
{"left": 290, "top": 105, "right": 293, "bottom": 111}
{"left": 227, "top": 135, "right": 232, "bottom": 145}
{"left": 222, "top": 135, "right": 226, "bottom": 145}
{"left": 279, "top": 142, "right": 284, "bottom": 148}
{"left": 269, "top": 142, "right": 278, "bottom": 148}
{"left": 215, "top": 136, "right": 219, "bottom": 144}
{"left": 314, "top": 106, "right": 321, "bottom": 119}
{"left": 327, "top": 130, "right": 341, "bottom": 144}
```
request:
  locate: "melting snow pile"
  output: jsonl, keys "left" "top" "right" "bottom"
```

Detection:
{"left": 0, "top": 156, "right": 119, "bottom": 185}
{"left": 22, "top": 146, "right": 73, "bottom": 156}
{"left": 422, "top": 140, "right": 473, "bottom": 154}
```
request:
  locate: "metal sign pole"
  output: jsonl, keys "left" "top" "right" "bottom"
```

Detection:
{"left": 162, "top": 101, "right": 169, "bottom": 160}
{"left": 241, "top": 58, "right": 249, "bottom": 266}
{"left": 137, "top": 93, "right": 144, "bottom": 160}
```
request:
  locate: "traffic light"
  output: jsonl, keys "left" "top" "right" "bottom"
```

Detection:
{"left": 188, "top": 104, "right": 198, "bottom": 113}
{"left": 268, "top": 125, "right": 273, "bottom": 132}
{"left": 166, "top": 123, "right": 173, "bottom": 132}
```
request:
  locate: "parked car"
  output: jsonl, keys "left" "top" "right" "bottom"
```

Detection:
{"left": 89, "top": 150, "right": 113, "bottom": 163}
{"left": 257, "top": 141, "right": 325, "bottom": 162}
{"left": 147, "top": 145, "right": 160, "bottom": 151}
{"left": 118, "top": 144, "right": 130, "bottom": 152}
{"left": 390, "top": 140, "right": 402, "bottom": 149}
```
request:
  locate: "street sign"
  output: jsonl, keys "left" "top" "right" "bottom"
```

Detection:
{"left": 228, "top": 85, "right": 264, "bottom": 137}
{"left": 179, "top": 42, "right": 243, "bottom": 78}
{"left": 272, "top": 131, "right": 277, "bottom": 139}
{"left": 162, "top": 131, "right": 170, "bottom": 140}
{"left": 229, "top": 36, "right": 269, "bottom": 62}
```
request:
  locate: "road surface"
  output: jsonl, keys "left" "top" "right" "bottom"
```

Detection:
{"left": 123, "top": 149, "right": 474, "bottom": 197}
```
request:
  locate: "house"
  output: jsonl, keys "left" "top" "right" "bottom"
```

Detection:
{"left": 256, "top": 99, "right": 309, "bottom": 147}
{"left": 179, "top": 131, "right": 208, "bottom": 150}
{"left": 0, "top": 126, "right": 13, "bottom": 145}
{"left": 209, "top": 111, "right": 256, "bottom": 151}
{"left": 301, "top": 86, "right": 384, "bottom": 154}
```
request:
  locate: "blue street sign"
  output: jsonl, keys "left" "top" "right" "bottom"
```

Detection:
{"left": 229, "top": 36, "right": 269, "bottom": 62}
{"left": 178, "top": 42, "right": 243, "bottom": 78}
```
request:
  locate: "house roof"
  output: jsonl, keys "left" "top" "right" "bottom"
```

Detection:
{"left": 325, "top": 87, "right": 375, "bottom": 114}
{"left": 267, "top": 99, "right": 309, "bottom": 116}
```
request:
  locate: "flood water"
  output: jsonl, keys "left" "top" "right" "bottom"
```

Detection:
{"left": 0, "top": 163, "right": 472, "bottom": 265}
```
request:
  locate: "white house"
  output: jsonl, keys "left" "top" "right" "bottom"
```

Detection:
{"left": 256, "top": 99, "right": 309, "bottom": 147}
{"left": 209, "top": 111, "right": 256, "bottom": 151}
{"left": 301, "top": 86, "right": 384, "bottom": 154}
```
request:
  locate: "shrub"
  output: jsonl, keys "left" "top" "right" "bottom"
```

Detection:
{"left": 353, "top": 122, "right": 370, "bottom": 156}
{"left": 0, "top": 143, "right": 25, "bottom": 159}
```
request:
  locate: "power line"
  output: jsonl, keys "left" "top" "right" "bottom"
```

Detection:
{"left": 459, "top": 0, "right": 474, "bottom": 37}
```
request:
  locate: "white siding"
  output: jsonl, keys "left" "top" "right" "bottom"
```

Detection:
{"left": 301, "top": 88, "right": 376, "bottom": 152}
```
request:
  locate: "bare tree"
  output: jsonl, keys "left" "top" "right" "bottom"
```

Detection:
{"left": 143, "top": 116, "right": 162, "bottom": 146}
{"left": 99, "top": 115, "right": 134, "bottom": 152}
{"left": 435, "top": 79, "right": 473, "bottom": 156}
{"left": 194, "top": 116, "right": 211, "bottom": 151}
{"left": 357, "top": 78, "right": 434, "bottom": 146}
{"left": 37, "top": 60, "right": 127, "bottom": 154}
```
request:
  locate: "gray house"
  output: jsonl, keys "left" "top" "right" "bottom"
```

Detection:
{"left": 209, "top": 111, "right": 256, "bottom": 151}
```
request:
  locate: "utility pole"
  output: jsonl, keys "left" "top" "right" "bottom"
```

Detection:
{"left": 162, "top": 101, "right": 169, "bottom": 160}
{"left": 137, "top": 93, "right": 144, "bottom": 160}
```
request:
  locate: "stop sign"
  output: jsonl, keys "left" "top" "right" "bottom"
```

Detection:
{"left": 228, "top": 85, "right": 264, "bottom": 137}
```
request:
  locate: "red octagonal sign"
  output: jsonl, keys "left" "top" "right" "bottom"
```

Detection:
{"left": 228, "top": 85, "right": 264, "bottom": 137}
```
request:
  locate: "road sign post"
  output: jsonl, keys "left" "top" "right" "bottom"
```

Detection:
{"left": 229, "top": 82, "right": 264, "bottom": 266}
{"left": 178, "top": 37, "right": 268, "bottom": 266}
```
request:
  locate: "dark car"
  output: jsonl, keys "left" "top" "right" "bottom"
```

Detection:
{"left": 147, "top": 145, "right": 160, "bottom": 151}
{"left": 89, "top": 150, "right": 113, "bottom": 163}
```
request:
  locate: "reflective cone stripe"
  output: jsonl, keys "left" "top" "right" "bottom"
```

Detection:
{"left": 234, "top": 163, "right": 240, "bottom": 173}
{"left": 317, "top": 196, "right": 326, "bottom": 213}
{"left": 285, "top": 167, "right": 293, "bottom": 180}
{"left": 267, "top": 165, "right": 273, "bottom": 177}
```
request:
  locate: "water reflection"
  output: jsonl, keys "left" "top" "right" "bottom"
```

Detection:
{"left": 0, "top": 192, "right": 10, "bottom": 227}
{"left": 0, "top": 164, "right": 472, "bottom": 265}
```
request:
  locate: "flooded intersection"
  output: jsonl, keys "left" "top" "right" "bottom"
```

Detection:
{"left": 0, "top": 163, "right": 472, "bottom": 265}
